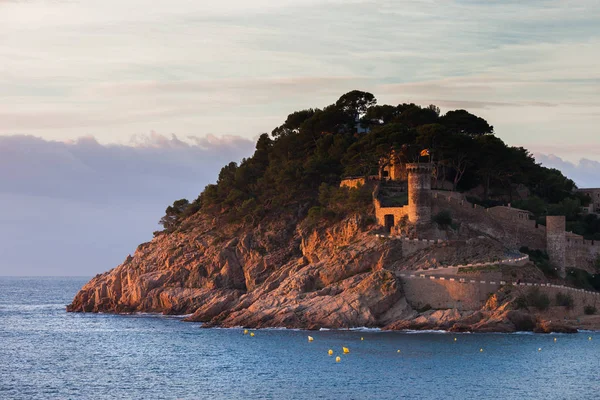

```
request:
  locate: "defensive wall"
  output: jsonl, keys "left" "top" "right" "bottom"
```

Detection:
{"left": 399, "top": 273, "right": 600, "bottom": 312}
{"left": 373, "top": 183, "right": 408, "bottom": 230}
{"left": 339, "top": 175, "right": 379, "bottom": 189}
{"left": 432, "top": 191, "right": 547, "bottom": 250}
{"left": 349, "top": 165, "right": 600, "bottom": 271}
{"left": 375, "top": 233, "right": 444, "bottom": 256}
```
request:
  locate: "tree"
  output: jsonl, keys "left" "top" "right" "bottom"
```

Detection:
{"left": 441, "top": 109, "right": 493, "bottom": 136}
{"left": 271, "top": 109, "right": 315, "bottom": 137}
{"left": 335, "top": 90, "right": 377, "bottom": 126}
{"left": 395, "top": 103, "right": 439, "bottom": 127}
{"left": 444, "top": 134, "right": 474, "bottom": 191}
{"left": 159, "top": 199, "right": 190, "bottom": 231}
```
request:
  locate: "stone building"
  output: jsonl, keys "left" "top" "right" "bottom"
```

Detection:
{"left": 577, "top": 188, "right": 600, "bottom": 214}
{"left": 374, "top": 162, "right": 433, "bottom": 230}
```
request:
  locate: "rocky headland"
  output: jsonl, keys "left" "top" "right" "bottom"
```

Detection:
{"left": 67, "top": 91, "right": 600, "bottom": 332}
{"left": 67, "top": 211, "right": 598, "bottom": 332}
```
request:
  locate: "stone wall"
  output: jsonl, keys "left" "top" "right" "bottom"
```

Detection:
{"left": 565, "top": 233, "right": 600, "bottom": 271}
{"left": 373, "top": 183, "right": 408, "bottom": 230}
{"left": 432, "top": 192, "right": 547, "bottom": 250}
{"left": 399, "top": 274, "right": 600, "bottom": 312}
{"left": 400, "top": 276, "right": 495, "bottom": 310}
{"left": 340, "top": 177, "right": 366, "bottom": 189}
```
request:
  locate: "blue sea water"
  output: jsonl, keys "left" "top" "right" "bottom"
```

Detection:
{"left": 0, "top": 277, "right": 599, "bottom": 400}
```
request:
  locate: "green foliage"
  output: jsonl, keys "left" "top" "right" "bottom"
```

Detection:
{"left": 519, "top": 247, "right": 558, "bottom": 278}
{"left": 525, "top": 288, "right": 551, "bottom": 311}
{"left": 512, "top": 196, "right": 546, "bottom": 217}
{"left": 555, "top": 292, "right": 574, "bottom": 309}
{"left": 458, "top": 265, "right": 501, "bottom": 274}
{"left": 566, "top": 268, "right": 600, "bottom": 291}
{"left": 440, "top": 109, "right": 493, "bottom": 136}
{"left": 514, "top": 295, "right": 528, "bottom": 310}
{"left": 432, "top": 210, "right": 453, "bottom": 228}
{"left": 159, "top": 199, "right": 191, "bottom": 232}
{"left": 152, "top": 90, "right": 597, "bottom": 240}
{"left": 584, "top": 305, "right": 597, "bottom": 315}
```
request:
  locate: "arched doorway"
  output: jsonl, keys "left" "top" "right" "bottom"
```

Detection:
{"left": 384, "top": 214, "right": 395, "bottom": 232}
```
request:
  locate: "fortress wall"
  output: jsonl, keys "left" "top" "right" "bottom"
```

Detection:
{"left": 432, "top": 194, "right": 546, "bottom": 250}
{"left": 373, "top": 182, "right": 409, "bottom": 228}
{"left": 340, "top": 177, "right": 366, "bottom": 189}
{"left": 401, "top": 277, "right": 493, "bottom": 310}
{"left": 400, "top": 275, "right": 600, "bottom": 313}
{"left": 565, "top": 235, "right": 600, "bottom": 272}
{"left": 374, "top": 204, "right": 408, "bottom": 228}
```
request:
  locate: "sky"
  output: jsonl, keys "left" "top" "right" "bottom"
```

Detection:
{"left": 0, "top": 0, "right": 599, "bottom": 276}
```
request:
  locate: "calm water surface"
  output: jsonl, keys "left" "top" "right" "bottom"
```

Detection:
{"left": 0, "top": 277, "right": 599, "bottom": 399}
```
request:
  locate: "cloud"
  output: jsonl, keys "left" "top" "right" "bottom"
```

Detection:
{"left": 0, "top": 134, "right": 255, "bottom": 276}
{"left": 535, "top": 153, "right": 600, "bottom": 188}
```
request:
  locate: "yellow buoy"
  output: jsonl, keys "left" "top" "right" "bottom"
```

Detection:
{"left": 589, "top": 337, "right": 592, "bottom": 341}
{"left": 454, "top": 338, "right": 457, "bottom": 342}
{"left": 343, "top": 347, "right": 350, "bottom": 354}
{"left": 250, "top": 332, "right": 255, "bottom": 337}
{"left": 335, "top": 356, "right": 341, "bottom": 363}
{"left": 328, "top": 349, "right": 333, "bottom": 356}
{"left": 480, "top": 348, "right": 484, "bottom": 352}
{"left": 243, "top": 329, "right": 248, "bottom": 335}
{"left": 361, "top": 337, "right": 364, "bottom": 341}
{"left": 553, "top": 337, "right": 557, "bottom": 342}
{"left": 308, "top": 336, "right": 314, "bottom": 342}
{"left": 397, "top": 350, "right": 401, "bottom": 353}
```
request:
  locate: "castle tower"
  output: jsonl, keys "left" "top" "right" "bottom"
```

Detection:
{"left": 406, "top": 163, "right": 433, "bottom": 225}
{"left": 546, "top": 215, "right": 566, "bottom": 278}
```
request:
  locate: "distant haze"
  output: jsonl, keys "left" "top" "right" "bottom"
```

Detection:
{"left": 0, "top": 0, "right": 599, "bottom": 275}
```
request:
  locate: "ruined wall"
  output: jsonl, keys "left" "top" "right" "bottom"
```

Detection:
{"left": 565, "top": 233, "right": 600, "bottom": 272}
{"left": 546, "top": 216, "right": 566, "bottom": 277}
{"left": 340, "top": 177, "right": 366, "bottom": 189}
{"left": 432, "top": 192, "right": 546, "bottom": 250}
{"left": 406, "top": 163, "right": 433, "bottom": 225}
{"left": 487, "top": 206, "right": 531, "bottom": 222}
{"left": 373, "top": 183, "right": 408, "bottom": 229}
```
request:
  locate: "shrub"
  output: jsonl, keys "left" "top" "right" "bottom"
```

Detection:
{"left": 519, "top": 247, "right": 557, "bottom": 278}
{"left": 514, "top": 295, "right": 528, "bottom": 310}
{"left": 555, "top": 292, "right": 574, "bottom": 309}
{"left": 525, "top": 288, "right": 550, "bottom": 311}
{"left": 584, "top": 305, "right": 597, "bottom": 315}
{"left": 432, "top": 210, "right": 453, "bottom": 228}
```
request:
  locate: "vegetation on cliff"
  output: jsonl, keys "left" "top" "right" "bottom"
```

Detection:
{"left": 157, "top": 90, "right": 595, "bottom": 239}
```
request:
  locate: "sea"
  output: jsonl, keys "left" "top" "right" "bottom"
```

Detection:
{"left": 0, "top": 277, "right": 598, "bottom": 400}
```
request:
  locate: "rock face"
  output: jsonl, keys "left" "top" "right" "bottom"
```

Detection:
{"left": 68, "top": 213, "right": 414, "bottom": 329}
{"left": 67, "top": 212, "right": 584, "bottom": 332}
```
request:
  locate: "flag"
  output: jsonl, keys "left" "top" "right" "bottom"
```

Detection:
{"left": 420, "top": 149, "right": 430, "bottom": 157}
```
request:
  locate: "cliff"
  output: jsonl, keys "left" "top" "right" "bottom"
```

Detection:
{"left": 67, "top": 210, "right": 596, "bottom": 332}
{"left": 68, "top": 212, "right": 412, "bottom": 328}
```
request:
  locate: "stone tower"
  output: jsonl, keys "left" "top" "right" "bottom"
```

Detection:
{"left": 546, "top": 215, "right": 566, "bottom": 278}
{"left": 406, "top": 163, "right": 433, "bottom": 225}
